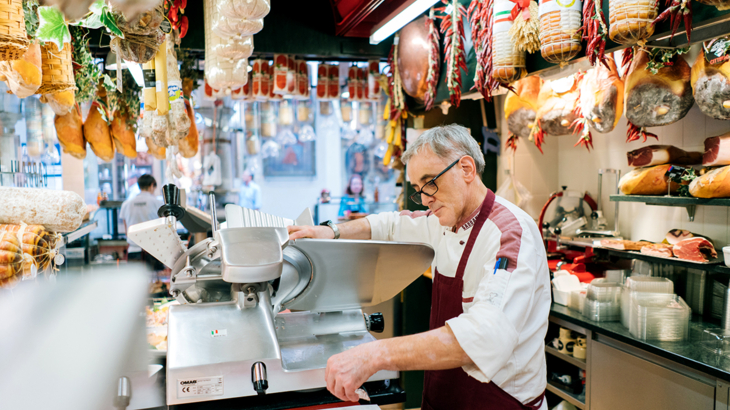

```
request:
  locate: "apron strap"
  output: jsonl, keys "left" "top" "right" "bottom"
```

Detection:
{"left": 455, "top": 190, "right": 495, "bottom": 280}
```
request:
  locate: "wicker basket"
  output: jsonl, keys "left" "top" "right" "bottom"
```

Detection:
{"left": 0, "top": 0, "right": 29, "bottom": 61}
{"left": 696, "top": 0, "right": 730, "bottom": 10}
{"left": 539, "top": 0, "right": 582, "bottom": 65}
{"left": 609, "top": 0, "right": 657, "bottom": 45}
{"left": 492, "top": 0, "right": 525, "bottom": 82}
{"left": 37, "top": 42, "right": 76, "bottom": 95}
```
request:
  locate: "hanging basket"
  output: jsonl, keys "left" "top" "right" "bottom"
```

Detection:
{"left": 36, "top": 42, "right": 76, "bottom": 95}
{"left": 492, "top": 0, "right": 525, "bottom": 83}
{"left": 0, "top": 0, "right": 29, "bottom": 61}
{"left": 538, "top": 0, "right": 582, "bottom": 65}
{"left": 608, "top": 0, "right": 657, "bottom": 45}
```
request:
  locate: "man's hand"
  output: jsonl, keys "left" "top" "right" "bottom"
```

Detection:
{"left": 287, "top": 225, "right": 335, "bottom": 241}
{"left": 325, "top": 342, "right": 379, "bottom": 402}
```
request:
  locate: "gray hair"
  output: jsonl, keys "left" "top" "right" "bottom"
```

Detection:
{"left": 401, "top": 124, "right": 485, "bottom": 175}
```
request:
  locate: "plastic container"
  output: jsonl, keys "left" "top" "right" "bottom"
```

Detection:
{"left": 569, "top": 289, "right": 587, "bottom": 313}
{"left": 583, "top": 298, "right": 621, "bottom": 321}
{"left": 587, "top": 279, "right": 622, "bottom": 302}
{"left": 723, "top": 246, "right": 730, "bottom": 268}
{"left": 621, "top": 277, "right": 674, "bottom": 328}
{"left": 630, "top": 294, "right": 690, "bottom": 341}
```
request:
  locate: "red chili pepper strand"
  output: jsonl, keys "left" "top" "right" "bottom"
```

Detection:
{"left": 507, "top": 134, "right": 519, "bottom": 153}
{"left": 424, "top": 8, "right": 441, "bottom": 111}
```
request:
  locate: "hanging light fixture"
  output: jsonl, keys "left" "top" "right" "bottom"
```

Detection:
{"left": 370, "top": 0, "right": 440, "bottom": 45}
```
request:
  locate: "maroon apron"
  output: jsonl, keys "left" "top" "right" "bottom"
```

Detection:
{"left": 421, "top": 190, "right": 545, "bottom": 410}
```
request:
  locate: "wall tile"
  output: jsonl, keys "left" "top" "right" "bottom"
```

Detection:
{"left": 682, "top": 106, "right": 706, "bottom": 147}
{"left": 703, "top": 206, "right": 728, "bottom": 249}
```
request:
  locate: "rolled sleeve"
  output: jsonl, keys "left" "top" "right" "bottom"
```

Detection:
{"left": 366, "top": 211, "right": 441, "bottom": 247}
{"left": 446, "top": 303, "right": 519, "bottom": 383}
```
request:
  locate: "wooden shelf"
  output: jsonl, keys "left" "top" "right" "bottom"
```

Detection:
{"left": 545, "top": 345, "right": 586, "bottom": 370}
{"left": 546, "top": 383, "right": 586, "bottom": 409}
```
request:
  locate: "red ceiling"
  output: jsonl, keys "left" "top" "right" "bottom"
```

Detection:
{"left": 329, "top": 0, "right": 413, "bottom": 37}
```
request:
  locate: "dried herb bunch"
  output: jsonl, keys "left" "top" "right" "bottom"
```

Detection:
{"left": 71, "top": 26, "right": 103, "bottom": 103}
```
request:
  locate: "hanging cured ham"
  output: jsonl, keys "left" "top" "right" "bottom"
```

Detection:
{"left": 690, "top": 48, "right": 730, "bottom": 120}
{"left": 504, "top": 76, "right": 542, "bottom": 140}
{"left": 703, "top": 133, "right": 730, "bottom": 166}
{"left": 624, "top": 49, "right": 694, "bottom": 129}
{"left": 534, "top": 75, "right": 580, "bottom": 145}
{"left": 54, "top": 103, "right": 86, "bottom": 159}
{"left": 84, "top": 101, "right": 115, "bottom": 162}
{"left": 578, "top": 55, "right": 624, "bottom": 133}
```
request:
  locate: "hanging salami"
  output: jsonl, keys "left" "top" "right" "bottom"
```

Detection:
{"left": 539, "top": 0, "right": 583, "bottom": 65}
{"left": 608, "top": 0, "right": 658, "bottom": 45}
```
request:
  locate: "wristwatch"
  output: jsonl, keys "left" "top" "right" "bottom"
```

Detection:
{"left": 319, "top": 220, "right": 340, "bottom": 239}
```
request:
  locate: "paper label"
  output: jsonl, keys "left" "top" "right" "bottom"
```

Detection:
{"left": 493, "top": 1, "right": 514, "bottom": 33}
{"left": 539, "top": 0, "right": 582, "bottom": 17}
{"left": 156, "top": 80, "right": 162, "bottom": 93}
{"left": 143, "top": 69, "right": 156, "bottom": 88}
{"left": 177, "top": 376, "right": 224, "bottom": 399}
{"left": 704, "top": 37, "right": 730, "bottom": 65}
{"left": 210, "top": 329, "right": 227, "bottom": 338}
{"left": 168, "top": 80, "right": 183, "bottom": 102}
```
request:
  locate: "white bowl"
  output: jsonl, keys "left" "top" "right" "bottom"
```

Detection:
{"left": 724, "top": 246, "right": 730, "bottom": 268}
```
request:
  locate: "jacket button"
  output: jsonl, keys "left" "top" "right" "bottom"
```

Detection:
{"left": 460, "top": 241, "right": 465, "bottom": 245}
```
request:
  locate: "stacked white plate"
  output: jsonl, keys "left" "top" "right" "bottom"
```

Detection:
{"left": 630, "top": 294, "right": 691, "bottom": 341}
{"left": 569, "top": 289, "right": 587, "bottom": 314}
{"left": 621, "top": 277, "right": 674, "bottom": 328}
{"left": 583, "top": 279, "right": 622, "bottom": 321}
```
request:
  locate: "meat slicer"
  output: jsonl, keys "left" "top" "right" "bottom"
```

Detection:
{"left": 128, "top": 185, "right": 434, "bottom": 406}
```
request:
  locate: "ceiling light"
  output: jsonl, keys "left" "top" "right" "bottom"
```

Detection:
{"left": 370, "top": 0, "right": 439, "bottom": 45}
{"left": 125, "top": 62, "right": 145, "bottom": 88}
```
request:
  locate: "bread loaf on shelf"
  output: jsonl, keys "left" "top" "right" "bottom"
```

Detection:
{"left": 619, "top": 164, "right": 679, "bottom": 195}
{"left": 689, "top": 165, "right": 730, "bottom": 198}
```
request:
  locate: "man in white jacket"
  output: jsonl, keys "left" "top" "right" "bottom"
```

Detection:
{"left": 288, "top": 124, "right": 550, "bottom": 410}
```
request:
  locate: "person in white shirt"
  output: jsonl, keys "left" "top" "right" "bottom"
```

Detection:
{"left": 288, "top": 124, "right": 550, "bottom": 410}
{"left": 239, "top": 170, "right": 262, "bottom": 210}
{"left": 120, "top": 174, "right": 163, "bottom": 262}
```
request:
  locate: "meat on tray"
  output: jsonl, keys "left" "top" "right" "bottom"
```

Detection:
{"left": 703, "top": 132, "right": 730, "bottom": 166}
{"left": 665, "top": 229, "right": 693, "bottom": 245}
{"left": 599, "top": 239, "right": 654, "bottom": 251}
{"left": 640, "top": 243, "right": 674, "bottom": 258}
{"left": 673, "top": 237, "right": 717, "bottom": 262}
{"left": 627, "top": 145, "right": 703, "bottom": 167}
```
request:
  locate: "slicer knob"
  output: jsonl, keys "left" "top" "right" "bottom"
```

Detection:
{"left": 365, "top": 313, "right": 385, "bottom": 333}
{"left": 158, "top": 184, "right": 186, "bottom": 219}
{"left": 251, "top": 362, "right": 268, "bottom": 395}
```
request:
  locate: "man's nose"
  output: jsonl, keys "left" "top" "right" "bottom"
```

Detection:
{"left": 422, "top": 193, "right": 435, "bottom": 206}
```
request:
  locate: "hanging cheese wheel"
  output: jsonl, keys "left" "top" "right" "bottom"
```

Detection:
{"left": 539, "top": 0, "right": 582, "bottom": 65}
{"left": 608, "top": 0, "right": 657, "bottom": 45}
{"left": 505, "top": 76, "right": 542, "bottom": 139}
{"left": 690, "top": 48, "right": 730, "bottom": 120}
{"left": 0, "top": 231, "right": 23, "bottom": 288}
{"left": 0, "top": 224, "right": 61, "bottom": 252}
{"left": 493, "top": 0, "right": 525, "bottom": 82}
{"left": 696, "top": 0, "right": 730, "bottom": 10}
{"left": 578, "top": 55, "right": 624, "bottom": 133}
{"left": 217, "top": 0, "right": 270, "bottom": 20}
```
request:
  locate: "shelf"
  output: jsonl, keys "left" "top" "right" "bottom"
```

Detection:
{"left": 546, "top": 383, "right": 585, "bottom": 409}
{"left": 64, "top": 220, "right": 98, "bottom": 244}
{"left": 545, "top": 346, "right": 586, "bottom": 370}
{"left": 610, "top": 195, "right": 730, "bottom": 221}
{"left": 593, "top": 246, "right": 724, "bottom": 271}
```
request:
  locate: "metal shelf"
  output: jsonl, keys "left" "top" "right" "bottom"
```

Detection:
{"left": 64, "top": 220, "right": 98, "bottom": 244}
{"left": 546, "top": 383, "right": 585, "bottom": 409}
{"left": 593, "top": 247, "right": 724, "bottom": 271}
{"left": 610, "top": 195, "right": 730, "bottom": 221}
{"left": 545, "top": 346, "right": 586, "bottom": 370}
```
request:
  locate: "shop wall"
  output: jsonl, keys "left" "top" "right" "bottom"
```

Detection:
{"left": 495, "top": 98, "right": 730, "bottom": 249}
{"left": 256, "top": 109, "right": 343, "bottom": 220}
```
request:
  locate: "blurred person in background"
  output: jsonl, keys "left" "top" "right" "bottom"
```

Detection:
{"left": 338, "top": 173, "right": 368, "bottom": 220}
{"left": 121, "top": 174, "right": 163, "bottom": 266}
{"left": 239, "top": 170, "right": 262, "bottom": 210}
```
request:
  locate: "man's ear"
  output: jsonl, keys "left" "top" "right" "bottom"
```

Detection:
{"left": 460, "top": 156, "right": 477, "bottom": 182}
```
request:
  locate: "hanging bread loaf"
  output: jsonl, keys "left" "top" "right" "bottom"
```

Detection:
{"left": 505, "top": 76, "right": 542, "bottom": 139}
{"left": 619, "top": 164, "right": 679, "bottom": 195}
{"left": 84, "top": 101, "right": 115, "bottom": 162}
{"left": 0, "top": 43, "right": 41, "bottom": 98}
{"left": 216, "top": 0, "right": 271, "bottom": 20}
{"left": 0, "top": 231, "right": 23, "bottom": 288}
{"left": 689, "top": 165, "right": 730, "bottom": 198}
{"left": 608, "top": 0, "right": 657, "bottom": 45}
{"left": 492, "top": 0, "right": 525, "bottom": 82}
{"left": 54, "top": 103, "right": 86, "bottom": 159}
{"left": 538, "top": 0, "right": 582, "bottom": 65}
{"left": 578, "top": 55, "right": 624, "bottom": 133}
{"left": 690, "top": 47, "right": 730, "bottom": 120}
{"left": 0, "top": 187, "right": 87, "bottom": 232}
{"left": 624, "top": 49, "right": 694, "bottom": 127}
{"left": 535, "top": 75, "right": 580, "bottom": 136}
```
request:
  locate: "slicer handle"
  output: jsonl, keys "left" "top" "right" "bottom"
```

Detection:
{"left": 158, "top": 184, "right": 186, "bottom": 219}
{"left": 209, "top": 192, "right": 219, "bottom": 233}
{"left": 365, "top": 312, "right": 385, "bottom": 333}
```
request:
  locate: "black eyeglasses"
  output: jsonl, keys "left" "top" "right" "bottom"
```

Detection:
{"left": 409, "top": 158, "right": 461, "bottom": 205}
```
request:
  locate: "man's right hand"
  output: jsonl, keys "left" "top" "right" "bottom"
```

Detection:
{"left": 288, "top": 225, "right": 335, "bottom": 241}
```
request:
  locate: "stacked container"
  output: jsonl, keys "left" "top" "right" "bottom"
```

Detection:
{"left": 583, "top": 279, "right": 622, "bottom": 321}
{"left": 629, "top": 293, "right": 691, "bottom": 342}
{"left": 621, "top": 277, "right": 674, "bottom": 328}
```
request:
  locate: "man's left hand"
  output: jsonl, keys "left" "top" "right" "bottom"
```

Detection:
{"left": 325, "top": 342, "right": 379, "bottom": 402}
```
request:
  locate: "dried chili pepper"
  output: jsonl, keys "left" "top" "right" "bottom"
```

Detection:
{"left": 582, "top": 0, "right": 609, "bottom": 67}
{"left": 424, "top": 7, "right": 441, "bottom": 111}
{"left": 436, "top": 0, "right": 468, "bottom": 107}
{"left": 652, "top": 0, "right": 692, "bottom": 42}
{"left": 507, "top": 134, "right": 519, "bottom": 153}
{"left": 626, "top": 121, "right": 658, "bottom": 143}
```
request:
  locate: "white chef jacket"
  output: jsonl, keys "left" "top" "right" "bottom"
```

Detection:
{"left": 120, "top": 191, "right": 163, "bottom": 253}
{"left": 366, "top": 193, "right": 550, "bottom": 407}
